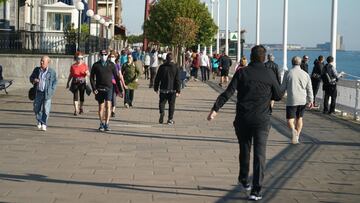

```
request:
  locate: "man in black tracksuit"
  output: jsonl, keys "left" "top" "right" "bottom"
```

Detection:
{"left": 310, "top": 55, "right": 325, "bottom": 107}
{"left": 208, "top": 45, "right": 283, "bottom": 201}
{"left": 154, "top": 53, "right": 181, "bottom": 125}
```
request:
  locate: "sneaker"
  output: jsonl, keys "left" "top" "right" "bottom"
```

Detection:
{"left": 41, "top": 125, "right": 47, "bottom": 131}
{"left": 248, "top": 189, "right": 262, "bottom": 201}
{"left": 98, "top": 123, "right": 105, "bottom": 132}
{"left": 104, "top": 123, "right": 111, "bottom": 131}
{"left": 111, "top": 112, "right": 115, "bottom": 117}
{"left": 167, "top": 120, "right": 175, "bottom": 125}
{"left": 239, "top": 180, "right": 251, "bottom": 191}
{"left": 218, "top": 83, "right": 222, "bottom": 87}
{"left": 159, "top": 114, "right": 164, "bottom": 124}
{"left": 124, "top": 103, "right": 129, "bottom": 108}
{"left": 74, "top": 111, "right": 78, "bottom": 116}
{"left": 79, "top": 108, "right": 84, "bottom": 114}
{"left": 37, "top": 122, "right": 42, "bottom": 129}
{"left": 291, "top": 129, "right": 299, "bottom": 144}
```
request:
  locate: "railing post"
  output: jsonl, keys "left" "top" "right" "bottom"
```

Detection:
{"left": 354, "top": 80, "right": 360, "bottom": 120}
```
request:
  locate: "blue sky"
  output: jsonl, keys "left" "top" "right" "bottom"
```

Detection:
{"left": 122, "top": 0, "right": 360, "bottom": 51}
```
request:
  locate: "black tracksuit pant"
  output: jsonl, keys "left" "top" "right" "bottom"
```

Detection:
{"left": 159, "top": 92, "right": 176, "bottom": 120}
{"left": 149, "top": 67, "right": 157, "bottom": 87}
{"left": 323, "top": 85, "right": 337, "bottom": 113}
{"left": 234, "top": 122, "right": 270, "bottom": 191}
{"left": 311, "top": 78, "right": 321, "bottom": 104}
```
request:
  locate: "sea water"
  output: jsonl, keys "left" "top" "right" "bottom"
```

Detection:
{"left": 241, "top": 50, "right": 360, "bottom": 80}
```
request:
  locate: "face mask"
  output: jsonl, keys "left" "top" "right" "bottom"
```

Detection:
{"left": 101, "top": 55, "right": 108, "bottom": 62}
{"left": 110, "top": 57, "right": 116, "bottom": 63}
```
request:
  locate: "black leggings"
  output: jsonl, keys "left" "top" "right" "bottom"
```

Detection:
{"left": 72, "top": 82, "right": 86, "bottom": 102}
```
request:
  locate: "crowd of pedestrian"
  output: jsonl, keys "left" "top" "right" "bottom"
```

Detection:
{"left": 27, "top": 44, "right": 344, "bottom": 201}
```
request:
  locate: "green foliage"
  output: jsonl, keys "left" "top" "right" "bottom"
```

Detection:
{"left": 63, "top": 23, "right": 90, "bottom": 44}
{"left": 127, "top": 34, "right": 144, "bottom": 44}
{"left": 0, "top": 0, "right": 7, "bottom": 3}
{"left": 144, "top": 0, "right": 217, "bottom": 48}
{"left": 171, "top": 17, "right": 199, "bottom": 48}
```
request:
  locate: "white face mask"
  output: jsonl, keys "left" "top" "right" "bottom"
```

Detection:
{"left": 101, "top": 55, "right": 108, "bottom": 62}
{"left": 110, "top": 57, "right": 116, "bottom": 63}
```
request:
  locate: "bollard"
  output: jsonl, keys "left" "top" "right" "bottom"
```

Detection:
{"left": 354, "top": 80, "right": 360, "bottom": 120}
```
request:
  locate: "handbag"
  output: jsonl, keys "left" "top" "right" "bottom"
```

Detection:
{"left": 28, "top": 86, "right": 36, "bottom": 100}
{"left": 85, "top": 84, "right": 92, "bottom": 96}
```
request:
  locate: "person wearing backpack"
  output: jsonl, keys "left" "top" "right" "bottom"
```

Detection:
{"left": 321, "top": 56, "right": 341, "bottom": 114}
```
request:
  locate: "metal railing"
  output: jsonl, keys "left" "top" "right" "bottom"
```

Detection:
{"left": 0, "top": 31, "right": 124, "bottom": 55}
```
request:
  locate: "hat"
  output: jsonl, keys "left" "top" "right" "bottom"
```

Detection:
{"left": 99, "top": 50, "right": 108, "bottom": 55}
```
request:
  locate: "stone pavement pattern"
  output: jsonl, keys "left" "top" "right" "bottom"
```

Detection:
{"left": 0, "top": 79, "right": 359, "bottom": 203}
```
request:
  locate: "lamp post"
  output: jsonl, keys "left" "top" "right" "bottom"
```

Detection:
{"left": 86, "top": 9, "right": 94, "bottom": 53}
{"left": 76, "top": 1, "right": 85, "bottom": 51}
{"left": 99, "top": 18, "right": 105, "bottom": 49}
{"left": 225, "top": 0, "right": 229, "bottom": 55}
{"left": 86, "top": 9, "right": 94, "bottom": 34}
{"left": 94, "top": 14, "right": 101, "bottom": 50}
{"left": 216, "top": 0, "right": 220, "bottom": 54}
{"left": 104, "top": 21, "right": 110, "bottom": 50}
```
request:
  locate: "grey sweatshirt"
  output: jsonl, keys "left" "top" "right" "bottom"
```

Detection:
{"left": 281, "top": 65, "right": 313, "bottom": 106}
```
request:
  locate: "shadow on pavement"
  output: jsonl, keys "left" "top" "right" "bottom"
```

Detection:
{"left": 0, "top": 173, "right": 233, "bottom": 198}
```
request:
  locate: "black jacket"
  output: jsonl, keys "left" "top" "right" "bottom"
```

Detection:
{"left": 264, "top": 61, "right": 281, "bottom": 84}
{"left": 219, "top": 55, "right": 232, "bottom": 69}
{"left": 154, "top": 61, "right": 181, "bottom": 93}
{"left": 311, "top": 60, "right": 324, "bottom": 80}
{"left": 212, "top": 62, "right": 283, "bottom": 126}
{"left": 300, "top": 61, "right": 309, "bottom": 73}
{"left": 90, "top": 60, "right": 122, "bottom": 93}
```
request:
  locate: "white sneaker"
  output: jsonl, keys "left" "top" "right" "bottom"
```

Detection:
{"left": 37, "top": 123, "right": 42, "bottom": 130}
{"left": 41, "top": 125, "right": 47, "bottom": 131}
{"left": 291, "top": 129, "right": 299, "bottom": 144}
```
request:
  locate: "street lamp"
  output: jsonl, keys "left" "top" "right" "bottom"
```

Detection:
{"left": 99, "top": 18, "right": 105, "bottom": 49}
{"left": 86, "top": 9, "right": 94, "bottom": 52}
{"left": 104, "top": 21, "right": 109, "bottom": 50}
{"left": 93, "top": 14, "right": 101, "bottom": 51}
{"left": 86, "top": 9, "right": 94, "bottom": 34}
{"left": 76, "top": 1, "right": 85, "bottom": 51}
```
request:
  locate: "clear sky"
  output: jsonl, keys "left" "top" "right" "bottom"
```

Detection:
{"left": 122, "top": 0, "right": 360, "bottom": 51}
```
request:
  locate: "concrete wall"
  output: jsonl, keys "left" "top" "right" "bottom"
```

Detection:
{"left": 0, "top": 54, "right": 97, "bottom": 85}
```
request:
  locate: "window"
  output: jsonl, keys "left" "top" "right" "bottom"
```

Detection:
{"left": 47, "top": 13, "right": 71, "bottom": 31}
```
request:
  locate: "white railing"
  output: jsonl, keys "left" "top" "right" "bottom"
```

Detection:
{"left": 315, "top": 79, "right": 360, "bottom": 120}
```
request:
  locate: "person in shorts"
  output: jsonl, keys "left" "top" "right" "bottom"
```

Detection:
{"left": 90, "top": 50, "right": 123, "bottom": 131}
{"left": 281, "top": 56, "right": 313, "bottom": 144}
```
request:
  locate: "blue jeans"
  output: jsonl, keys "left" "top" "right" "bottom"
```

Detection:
{"left": 34, "top": 91, "right": 52, "bottom": 125}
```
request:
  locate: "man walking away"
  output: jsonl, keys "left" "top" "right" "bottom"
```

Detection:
{"left": 149, "top": 48, "right": 159, "bottom": 88}
{"left": 300, "top": 55, "right": 309, "bottom": 73}
{"left": 322, "top": 56, "right": 342, "bottom": 114}
{"left": 310, "top": 55, "right": 325, "bottom": 107}
{"left": 29, "top": 56, "right": 58, "bottom": 131}
{"left": 154, "top": 53, "right": 181, "bottom": 125}
{"left": 218, "top": 52, "right": 232, "bottom": 87}
{"left": 264, "top": 54, "right": 281, "bottom": 114}
{"left": 281, "top": 56, "right": 313, "bottom": 144}
{"left": 90, "top": 50, "right": 123, "bottom": 132}
{"left": 208, "top": 45, "right": 283, "bottom": 201}
{"left": 200, "top": 50, "right": 210, "bottom": 82}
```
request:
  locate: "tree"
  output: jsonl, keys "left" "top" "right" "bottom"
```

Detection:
{"left": 127, "top": 34, "right": 144, "bottom": 44}
{"left": 144, "top": 0, "right": 217, "bottom": 48}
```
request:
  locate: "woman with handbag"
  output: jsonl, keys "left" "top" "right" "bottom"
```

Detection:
{"left": 66, "top": 51, "right": 90, "bottom": 115}
{"left": 121, "top": 54, "right": 140, "bottom": 108}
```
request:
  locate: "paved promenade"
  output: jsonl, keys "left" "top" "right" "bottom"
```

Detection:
{"left": 0, "top": 78, "right": 359, "bottom": 203}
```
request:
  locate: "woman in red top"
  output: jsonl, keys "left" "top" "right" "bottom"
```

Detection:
{"left": 66, "top": 51, "right": 90, "bottom": 115}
